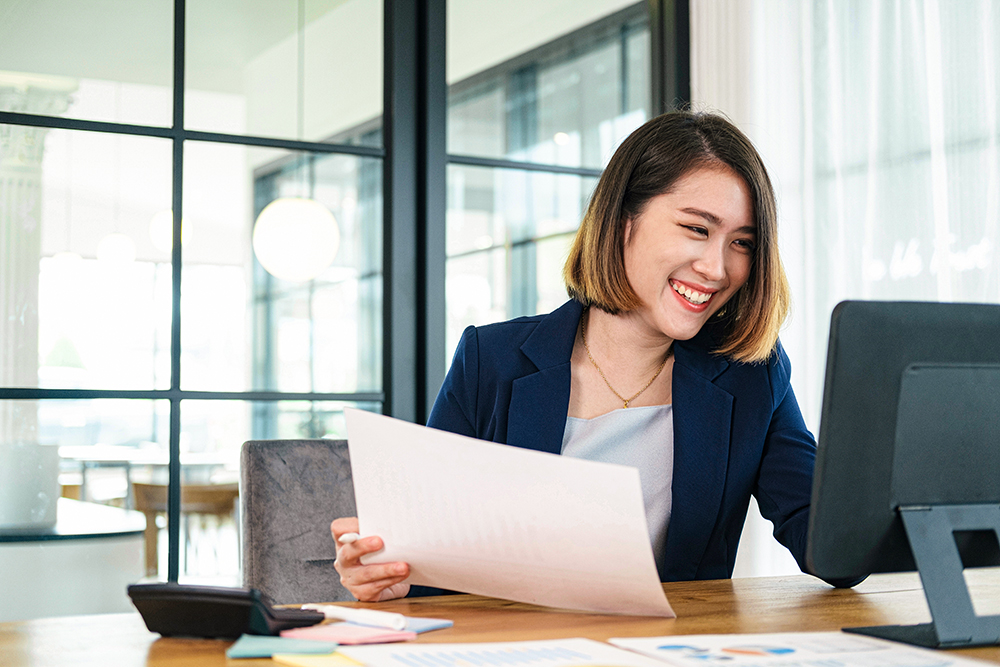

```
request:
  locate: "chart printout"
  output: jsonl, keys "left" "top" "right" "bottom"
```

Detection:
{"left": 609, "top": 632, "right": 986, "bottom": 667}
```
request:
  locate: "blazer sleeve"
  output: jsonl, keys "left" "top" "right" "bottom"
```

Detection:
{"left": 754, "top": 348, "right": 865, "bottom": 588}
{"left": 753, "top": 365, "right": 814, "bottom": 571}
{"left": 427, "top": 325, "right": 480, "bottom": 437}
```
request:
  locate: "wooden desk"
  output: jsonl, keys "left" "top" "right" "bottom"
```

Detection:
{"left": 2, "top": 572, "right": 999, "bottom": 666}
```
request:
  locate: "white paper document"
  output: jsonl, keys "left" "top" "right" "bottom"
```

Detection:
{"left": 338, "top": 638, "right": 674, "bottom": 667}
{"left": 344, "top": 408, "right": 674, "bottom": 617}
{"left": 609, "top": 632, "right": 991, "bottom": 667}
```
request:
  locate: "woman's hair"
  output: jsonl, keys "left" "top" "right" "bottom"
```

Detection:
{"left": 562, "top": 110, "right": 789, "bottom": 363}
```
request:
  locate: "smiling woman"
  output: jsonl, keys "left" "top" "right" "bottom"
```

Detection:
{"left": 618, "top": 167, "right": 755, "bottom": 346}
{"left": 563, "top": 111, "right": 789, "bottom": 364}
{"left": 331, "top": 110, "right": 858, "bottom": 603}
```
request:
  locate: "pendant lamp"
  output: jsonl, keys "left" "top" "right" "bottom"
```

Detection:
{"left": 252, "top": 197, "right": 340, "bottom": 282}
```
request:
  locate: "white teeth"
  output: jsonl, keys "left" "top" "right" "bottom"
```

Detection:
{"left": 672, "top": 281, "right": 711, "bottom": 305}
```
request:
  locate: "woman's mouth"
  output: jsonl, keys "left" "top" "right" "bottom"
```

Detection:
{"left": 670, "top": 280, "right": 714, "bottom": 305}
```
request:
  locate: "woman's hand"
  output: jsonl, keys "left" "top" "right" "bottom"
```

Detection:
{"left": 331, "top": 517, "right": 411, "bottom": 602}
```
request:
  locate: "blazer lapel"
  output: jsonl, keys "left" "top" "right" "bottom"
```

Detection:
{"left": 506, "top": 301, "right": 582, "bottom": 455}
{"left": 663, "top": 343, "right": 733, "bottom": 581}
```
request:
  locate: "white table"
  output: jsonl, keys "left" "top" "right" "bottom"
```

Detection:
{"left": 0, "top": 498, "right": 145, "bottom": 622}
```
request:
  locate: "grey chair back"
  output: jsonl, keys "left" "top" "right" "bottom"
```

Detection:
{"left": 241, "top": 438, "right": 355, "bottom": 604}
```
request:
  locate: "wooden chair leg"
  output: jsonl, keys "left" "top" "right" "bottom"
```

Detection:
{"left": 143, "top": 511, "right": 159, "bottom": 577}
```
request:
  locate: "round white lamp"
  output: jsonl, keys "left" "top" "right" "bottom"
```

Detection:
{"left": 252, "top": 197, "right": 340, "bottom": 282}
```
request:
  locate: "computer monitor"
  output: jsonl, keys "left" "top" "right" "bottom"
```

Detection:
{"left": 806, "top": 300, "right": 1000, "bottom": 649}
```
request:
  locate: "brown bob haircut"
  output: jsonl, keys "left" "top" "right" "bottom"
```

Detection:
{"left": 563, "top": 110, "right": 790, "bottom": 363}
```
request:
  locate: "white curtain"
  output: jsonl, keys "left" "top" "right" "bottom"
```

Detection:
{"left": 691, "top": 0, "right": 1000, "bottom": 577}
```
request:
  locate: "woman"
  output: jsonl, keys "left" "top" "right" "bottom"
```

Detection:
{"left": 333, "top": 110, "right": 830, "bottom": 602}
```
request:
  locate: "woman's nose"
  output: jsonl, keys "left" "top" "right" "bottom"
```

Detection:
{"left": 692, "top": 241, "right": 727, "bottom": 281}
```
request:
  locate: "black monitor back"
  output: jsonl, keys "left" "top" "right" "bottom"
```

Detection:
{"left": 807, "top": 300, "right": 1000, "bottom": 580}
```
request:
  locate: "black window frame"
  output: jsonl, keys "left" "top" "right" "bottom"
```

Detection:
{"left": 0, "top": 0, "right": 688, "bottom": 583}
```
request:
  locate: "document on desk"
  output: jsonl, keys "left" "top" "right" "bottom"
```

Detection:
{"left": 338, "top": 638, "right": 674, "bottom": 667}
{"left": 344, "top": 408, "right": 674, "bottom": 617}
{"left": 609, "top": 633, "right": 989, "bottom": 667}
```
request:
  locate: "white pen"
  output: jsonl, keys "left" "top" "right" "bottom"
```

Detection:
{"left": 338, "top": 532, "right": 361, "bottom": 544}
{"left": 301, "top": 603, "right": 408, "bottom": 631}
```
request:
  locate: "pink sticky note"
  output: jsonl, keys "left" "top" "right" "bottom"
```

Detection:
{"left": 282, "top": 622, "right": 418, "bottom": 645}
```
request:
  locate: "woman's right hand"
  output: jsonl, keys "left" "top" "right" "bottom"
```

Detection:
{"left": 331, "top": 517, "right": 411, "bottom": 602}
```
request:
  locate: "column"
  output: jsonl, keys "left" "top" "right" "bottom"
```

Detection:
{"left": 0, "top": 72, "right": 76, "bottom": 444}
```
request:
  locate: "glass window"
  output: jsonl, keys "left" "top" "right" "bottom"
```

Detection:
{"left": 0, "top": 397, "right": 166, "bottom": 538}
{"left": 170, "top": 399, "right": 377, "bottom": 581}
{"left": 185, "top": 0, "right": 383, "bottom": 145}
{"left": 2, "top": 0, "right": 387, "bottom": 598}
{"left": 446, "top": 165, "right": 598, "bottom": 358}
{"left": 1, "top": 126, "right": 172, "bottom": 392}
{"left": 48, "top": 399, "right": 170, "bottom": 498}
{"left": 445, "top": 4, "right": 649, "bottom": 357}
{"left": 0, "top": 1, "right": 173, "bottom": 127}
{"left": 181, "top": 143, "right": 382, "bottom": 393}
{"left": 447, "top": 2, "right": 649, "bottom": 168}
{"left": 2, "top": 0, "right": 652, "bottom": 596}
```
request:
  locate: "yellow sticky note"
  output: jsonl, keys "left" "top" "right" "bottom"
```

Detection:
{"left": 272, "top": 651, "right": 364, "bottom": 667}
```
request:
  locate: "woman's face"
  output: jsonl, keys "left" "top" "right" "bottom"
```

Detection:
{"left": 623, "top": 165, "right": 755, "bottom": 342}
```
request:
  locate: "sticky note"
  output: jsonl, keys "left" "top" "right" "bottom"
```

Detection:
{"left": 272, "top": 653, "right": 362, "bottom": 667}
{"left": 404, "top": 617, "right": 454, "bottom": 633}
{"left": 225, "top": 634, "right": 338, "bottom": 659}
{"left": 282, "top": 622, "right": 417, "bottom": 644}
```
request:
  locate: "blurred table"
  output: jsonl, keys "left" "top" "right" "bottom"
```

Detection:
{"left": 0, "top": 498, "right": 145, "bottom": 622}
{"left": 59, "top": 446, "right": 236, "bottom": 508}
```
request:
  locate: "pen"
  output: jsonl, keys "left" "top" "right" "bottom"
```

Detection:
{"left": 338, "top": 532, "right": 361, "bottom": 544}
{"left": 301, "top": 604, "right": 408, "bottom": 631}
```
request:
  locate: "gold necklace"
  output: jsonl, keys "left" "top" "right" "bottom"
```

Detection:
{"left": 581, "top": 309, "right": 671, "bottom": 409}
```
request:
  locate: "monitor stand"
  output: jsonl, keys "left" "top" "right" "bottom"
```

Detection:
{"left": 844, "top": 504, "right": 1000, "bottom": 648}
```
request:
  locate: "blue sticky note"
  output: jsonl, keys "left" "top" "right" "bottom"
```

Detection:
{"left": 226, "top": 634, "right": 339, "bottom": 659}
{"left": 403, "top": 617, "right": 454, "bottom": 633}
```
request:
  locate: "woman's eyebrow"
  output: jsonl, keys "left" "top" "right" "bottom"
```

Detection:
{"left": 680, "top": 207, "right": 757, "bottom": 235}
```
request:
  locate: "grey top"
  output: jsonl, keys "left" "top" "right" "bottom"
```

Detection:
{"left": 561, "top": 404, "right": 674, "bottom": 573}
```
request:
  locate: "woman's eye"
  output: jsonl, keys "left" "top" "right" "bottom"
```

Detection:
{"left": 683, "top": 225, "right": 708, "bottom": 236}
{"left": 734, "top": 239, "right": 756, "bottom": 252}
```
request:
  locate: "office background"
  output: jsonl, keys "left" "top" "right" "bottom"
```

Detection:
{"left": 1, "top": 0, "right": 998, "bottom": 605}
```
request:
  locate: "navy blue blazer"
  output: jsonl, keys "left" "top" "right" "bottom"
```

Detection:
{"left": 427, "top": 299, "right": 820, "bottom": 582}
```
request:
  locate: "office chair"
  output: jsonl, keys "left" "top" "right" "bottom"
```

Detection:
{"left": 240, "top": 438, "right": 356, "bottom": 604}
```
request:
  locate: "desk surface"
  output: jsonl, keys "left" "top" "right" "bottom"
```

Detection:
{"left": 2, "top": 572, "right": 999, "bottom": 667}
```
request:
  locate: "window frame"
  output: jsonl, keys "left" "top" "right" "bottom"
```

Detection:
{"left": 0, "top": 0, "right": 688, "bottom": 583}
